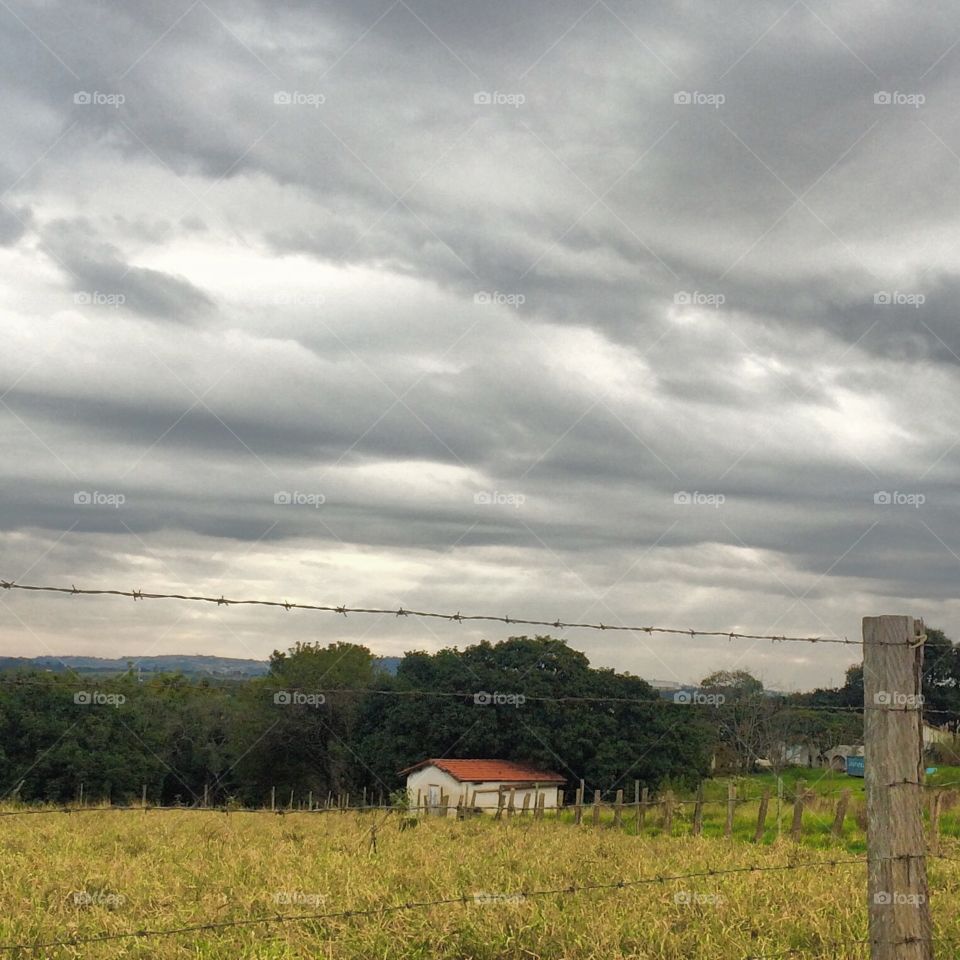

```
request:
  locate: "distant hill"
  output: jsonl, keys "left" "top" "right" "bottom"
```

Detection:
{"left": 0, "top": 654, "right": 402, "bottom": 678}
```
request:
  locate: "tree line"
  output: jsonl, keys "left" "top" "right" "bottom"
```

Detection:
{"left": 2, "top": 631, "right": 957, "bottom": 806}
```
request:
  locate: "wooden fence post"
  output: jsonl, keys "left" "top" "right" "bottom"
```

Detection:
{"left": 521, "top": 793, "right": 531, "bottom": 816}
{"left": 725, "top": 783, "right": 736, "bottom": 839}
{"left": 692, "top": 783, "right": 704, "bottom": 837}
{"left": 506, "top": 788, "right": 516, "bottom": 817}
{"left": 270, "top": 786, "right": 276, "bottom": 812}
{"left": 639, "top": 787, "right": 648, "bottom": 832}
{"left": 614, "top": 789, "right": 623, "bottom": 828}
{"left": 574, "top": 787, "right": 583, "bottom": 825}
{"left": 754, "top": 788, "right": 771, "bottom": 843}
{"left": 634, "top": 781, "right": 640, "bottom": 828}
{"left": 662, "top": 791, "right": 674, "bottom": 835}
{"left": 142, "top": 783, "right": 147, "bottom": 808}
{"left": 832, "top": 789, "right": 851, "bottom": 840}
{"left": 790, "top": 779, "right": 807, "bottom": 841}
{"left": 928, "top": 792, "right": 943, "bottom": 857}
{"left": 592, "top": 790, "right": 601, "bottom": 826}
{"left": 495, "top": 790, "right": 505, "bottom": 821}
{"left": 863, "top": 614, "right": 932, "bottom": 960}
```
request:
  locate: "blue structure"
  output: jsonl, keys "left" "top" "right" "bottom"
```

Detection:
{"left": 845, "top": 755, "right": 864, "bottom": 777}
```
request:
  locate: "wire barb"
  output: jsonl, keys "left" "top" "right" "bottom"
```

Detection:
{"left": 0, "top": 577, "right": 857, "bottom": 644}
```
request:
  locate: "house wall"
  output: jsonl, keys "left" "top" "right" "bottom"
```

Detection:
{"left": 405, "top": 766, "right": 562, "bottom": 813}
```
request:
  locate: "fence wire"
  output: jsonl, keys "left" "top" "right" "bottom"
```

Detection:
{"left": 0, "top": 577, "right": 860, "bottom": 644}
{"left": 0, "top": 855, "right": 871, "bottom": 953}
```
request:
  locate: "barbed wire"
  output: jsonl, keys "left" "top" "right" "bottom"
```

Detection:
{"left": 0, "top": 578, "right": 858, "bottom": 644}
{"left": 0, "top": 795, "right": 798, "bottom": 816}
{"left": 0, "top": 856, "right": 870, "bottom": 953}
{"left": 3, "top": 783, "right": 956, "bottom": 816}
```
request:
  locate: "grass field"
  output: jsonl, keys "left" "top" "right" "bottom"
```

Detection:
{"left": 2, "top": 795, "right": 960, "bottom": 959}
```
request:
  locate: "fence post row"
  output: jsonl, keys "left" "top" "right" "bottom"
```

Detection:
{"left": 863, "top": 615, "right": 932, "bottom": 960}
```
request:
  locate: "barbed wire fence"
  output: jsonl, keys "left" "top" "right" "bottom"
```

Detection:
{"left": 0, "top": 582, "right": 954, "bottom": 957}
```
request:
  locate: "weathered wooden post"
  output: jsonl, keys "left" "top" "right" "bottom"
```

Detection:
{"left": 832, "top": 789, "right": 851, "bottom": 840}
{"left": 495, "top": 789, "right": 505, "bottom": 821}
{"left": 692, "top": 783, "right": 704, "bottom": 837}
{"left": 574, "top": 787, "right": 583, "bottom": 825}
{"left": 592, "top": 790, "right": 601, "bottom": 826}
{"left": 790, "top": 779, "right": 807, "bottom": 841}
{"left": 142, "top": 783, "right": 148, "bottom": 808}
{"left": 506, "top": 788, "right": 516, "bottom": 817}
{"left": 725, "top": 783, "right": 736, "bottom": 839}
{"left": 929, "top": 792, "right": 943, "bottom": 857}
{"left": 662, "top": 790, "right": 674, "bottom": 835}
{"left": 863, "top": 615, "right": 932, "bottom": 960}
{"left": 521, "top": 793, "right": 531, "bottom": 816}
{"left": 639, "top": 787, "right": 648, "bottom": 832}
{"left": 614, "top": 789, "right": 623, "bottom": 828}
{"left": 270, "top": 786, "right": 276, "bottom": 812}
{"left": 754, "top": 788, "right": 771, "bottom": 843}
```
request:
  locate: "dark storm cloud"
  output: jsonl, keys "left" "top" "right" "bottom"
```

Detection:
{"left": 2, "top": 0, "right": 960, "bottom": 685}
{"left": 43, "top": 219, "right": 214, "bottom": 321}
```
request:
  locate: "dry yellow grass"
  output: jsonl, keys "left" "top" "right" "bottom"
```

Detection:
{"left": 1, "top": 807, "right": 958, "bottom": 959}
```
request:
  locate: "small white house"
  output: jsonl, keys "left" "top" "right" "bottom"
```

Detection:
{"left": 400, "top": 758, "right": 565, "bottom": 814}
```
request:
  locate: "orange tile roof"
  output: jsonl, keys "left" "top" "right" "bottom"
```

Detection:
{"left": 398, "top": 758, "right": 565, "bottom": 783}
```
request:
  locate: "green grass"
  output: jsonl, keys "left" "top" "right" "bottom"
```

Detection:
{"left": 550, "top": 769, "right": 960, "bottom": 853}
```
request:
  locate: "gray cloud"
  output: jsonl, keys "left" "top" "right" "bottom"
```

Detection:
{"left": 1, "top": 0, "right": 960, "bottom": 688}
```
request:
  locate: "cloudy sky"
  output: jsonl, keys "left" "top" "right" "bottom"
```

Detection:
{"left": 1, "top": 0, "right": 959, "bottom": 690}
